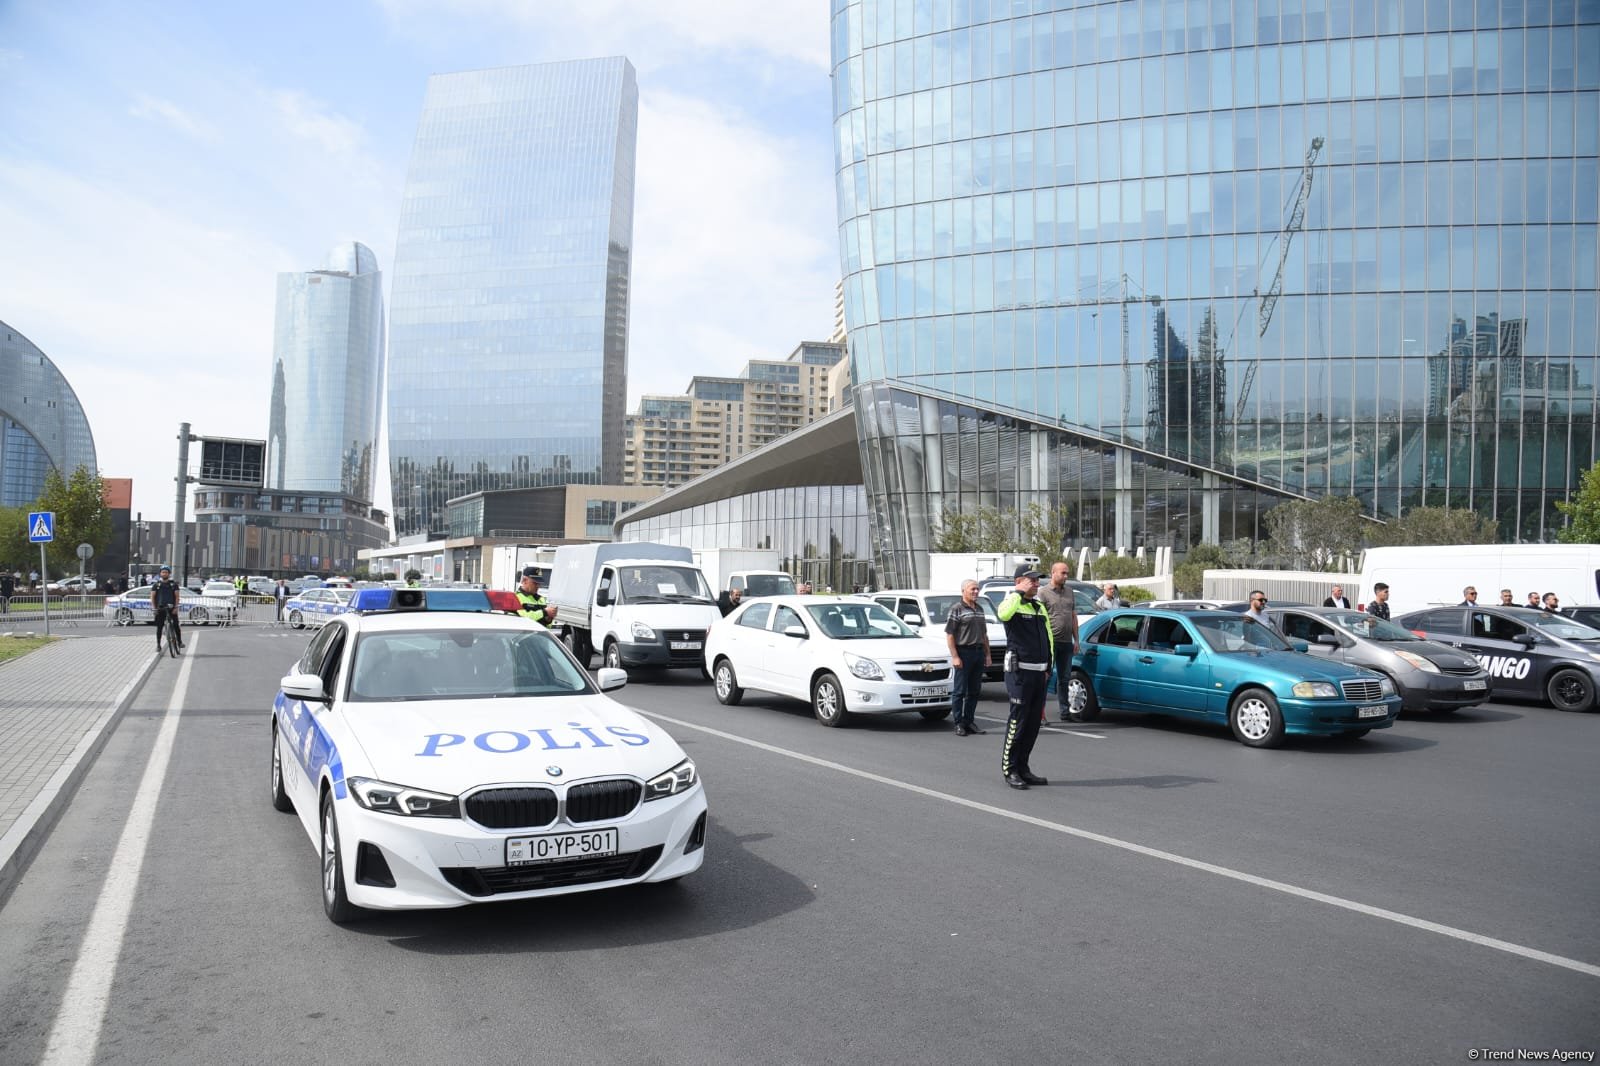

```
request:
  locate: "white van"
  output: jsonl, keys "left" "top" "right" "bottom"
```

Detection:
{"left": 1363, "top": 545, "right": 1600, "bottom": 615}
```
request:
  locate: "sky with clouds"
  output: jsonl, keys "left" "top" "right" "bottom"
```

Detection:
{"left": 0, "top": 0, "right": 840, "bottom": 520}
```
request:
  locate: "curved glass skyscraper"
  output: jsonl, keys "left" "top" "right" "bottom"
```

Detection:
{"left": 267, "top": 241, "right": 385, "bottom": 503}
{"left": 831, "top": 0, "right": 1599, "bottom": 584}
{"left": 389, "top": 58, "right": 638, "bottom": 538}
{"left": 0, "top": 320, "right": 96, "bottom": 507}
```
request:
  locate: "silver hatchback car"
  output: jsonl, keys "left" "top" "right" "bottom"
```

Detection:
{"left": 1265, "top": 606, "right": 1492, "bottom": 713}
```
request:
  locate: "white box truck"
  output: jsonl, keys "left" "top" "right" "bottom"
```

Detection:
{"left": 1362, "top": 544, "right": 1600, "bottom": 616}
{"left": 548, "top": 543, "right": 719, "bottom": 672}
{"left": 926, "top": 552, "right": 1042, "bottom": 592}
{"left": 692, "top": 548, "right": 795, "bottom": 598}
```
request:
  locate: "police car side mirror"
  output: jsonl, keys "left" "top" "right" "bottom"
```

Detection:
{"left": 596, "top": 667, "right": 627, "bottom": 691}
{"left": 1512, "top": 633, "right": 1536, "bottom": 647}
{"left": 280, "top": 674, "right": 329, "bottom": 704}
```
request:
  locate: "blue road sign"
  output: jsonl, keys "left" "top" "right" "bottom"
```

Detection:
{"left": 28, "top": 511, "right": 54, "bottom": 543}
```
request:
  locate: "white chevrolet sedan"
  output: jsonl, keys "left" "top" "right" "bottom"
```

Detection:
{"left": 271, "top": 587, "right": 707, "bottom": 923}
{"left": 704, "top": 595, "right": 953, "bottom": 727}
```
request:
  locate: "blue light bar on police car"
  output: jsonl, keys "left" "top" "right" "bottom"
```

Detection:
{"left": 347, "top": 588, "right": 515, "bottom": 614}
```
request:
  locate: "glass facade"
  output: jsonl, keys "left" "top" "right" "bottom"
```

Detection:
{"left": 388, "top": 58, "right": 639, "bottom": 538}
{"left": 0, "top": 320, "right": 97, "bottom": 507}
{"left": 830, "top": 0, "right": 1600, "bottom": 584}
{"left": 267, "top": 242, "right": 385, "bottom": 504}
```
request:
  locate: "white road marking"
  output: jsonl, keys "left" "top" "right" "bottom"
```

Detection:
{"left": 41, "top": 637, "right": 198, "bottom": 1066}
{"left": 974, "top": 713, "right": 1105, "bottom": 739}
{"left": 641, "top": 708, "right": 1600, "bottom": 981}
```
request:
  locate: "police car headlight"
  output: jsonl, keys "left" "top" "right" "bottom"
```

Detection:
{"left": 643, "top": 759, "right": 696, "bottom": 802}
{"left": 843, "top": 652, "right": 883, "bottom": 680}
{"left": 630, "top": 620, "right": 658, "bottom": 641}
{"left": 1393, "top": 650, "right": 1439, "bottom": 673}
{"left": 1291, "top": 681, "right": 1339, "bottom": 698}
{"left": 347, "top": 777, "right": 460, "bottom": 818}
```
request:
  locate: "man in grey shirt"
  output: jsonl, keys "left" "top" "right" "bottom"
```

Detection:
{"left": 944, "top": 579, "right": 991, "bottom": 737}
{"left": 1036, "top": 562, "right": 1082, "bottom": 722}
{"left": 1094, "top": 583, "right": 1127, "bottom": 611}
{"left": 1244, "top": 590, "right": 1269, "bottom": 621}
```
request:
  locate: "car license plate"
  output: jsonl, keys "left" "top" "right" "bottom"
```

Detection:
{"left": 912, "top": 685, "right": 949, "bottom": 698}
{"left": 670, "top": 640, "right": 702, "bottom": 651}
{"left": 1463, "top": 679, "right": 1486, "bottom": 690}
{"left": 506, "top": 828, "right": 618, "bottom": 866}
{"left": 1357, "top": 704, "right": 1388, "bottom": 719}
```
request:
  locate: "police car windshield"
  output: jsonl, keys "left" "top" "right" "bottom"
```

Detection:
{"left": 1192, "top": 615, "right": 1293, "bottom": 653}
{"left": 1520, "top": 613, "right": 1600, "bottom": 641}
{"left": 346, "top": 629, "right": 592, "bottom": 702}
{"left": 614, "top": 565, "right": 713, "bottom": 604}
{"left": 1324, "top": 611, "right": 1420, "bottom": 642}
{"left": 805, "top": 601, "right": 917, "bottom": 639}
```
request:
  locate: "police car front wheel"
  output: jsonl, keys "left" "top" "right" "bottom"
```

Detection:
{"left": 1546, "top": 669, "right": 1596, "bottom": 713}
{"left": 321, "top": 791, "right": 361, "bottom": 924}
{"left": 270, "top": 725, "right": 293, "bottom": 813}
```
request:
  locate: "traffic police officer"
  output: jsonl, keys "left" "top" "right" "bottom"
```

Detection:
{"left": 516, "top": 567, "right": 557, "bottom": 628}
{"left": 998, "top": 564, "right": 1053, "bottom": 790}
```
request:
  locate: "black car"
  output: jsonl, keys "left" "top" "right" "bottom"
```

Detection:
{"left": 1562, "top": 606, "right": 1600, "bottom": 630}
{"left": 1395, "top": 605, "right": 1600, "bottom": 712}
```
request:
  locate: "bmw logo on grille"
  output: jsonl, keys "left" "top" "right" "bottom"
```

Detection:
{"left": 546, "top": 766, "right": 563, "bottom": 778}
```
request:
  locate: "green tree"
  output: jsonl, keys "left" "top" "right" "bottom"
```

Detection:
{"left": 930, "top": 504, "right": 1026, "bottom": 553}
{"left": 1556, "top": 461, "right": 1600, "bottom": 543}
{"left": 1173, "top": 542, "right": 1228, "bottom": 597}
{"left": 1264, "top": 496, "right": 1367, "bottom": 571}
{"left": 1017, "top": 502, "right": 1075, "bottom": 565}
{"left": 0, "top": 505, "right": 33, "bottom": 572}
{"left": 1087, "top": 555, "right": 1153, "bottom": 581}
{"left": 32, "top": 467, "right": 111, "bottom": 574}
{"left": 1369, "top": 505, "right": 1497, "bottom": 546}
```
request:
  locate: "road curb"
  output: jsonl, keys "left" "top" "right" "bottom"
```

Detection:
{"left": 0, "top": 650, "right": 160, "bottom": 910}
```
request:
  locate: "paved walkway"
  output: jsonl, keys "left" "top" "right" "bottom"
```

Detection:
{"left": 0, "top": 635, "right": 156, "bottom": 906}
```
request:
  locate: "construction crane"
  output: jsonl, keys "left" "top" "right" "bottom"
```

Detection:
{"left": 998, "top": 273, "right": 1160, "bottom": 433}
{"left": 1234, "top": 136, "right": 1325, "bottom": 422}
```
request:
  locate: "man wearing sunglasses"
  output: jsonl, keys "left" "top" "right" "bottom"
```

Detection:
{"left": 1244, "top": 591, "right": 1268, "bottom": 621}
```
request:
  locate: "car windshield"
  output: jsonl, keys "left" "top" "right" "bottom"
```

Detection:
{"left": 332, "top": 589, "right": 356, "bottom": 605}
{"left": 743, "top": 573, "right": 796, "bottom": 597}
{"left": 804, "top": 601, "right": 917, "bottom": 639}
{"left": 346, "top": 629, "right": 591, "bottom": 702}
{"left": 1324, "top": 610, "right": 1421, "bottom": 642}
{"left": 1520, "top": 612, "right": 1600, "bottom": 641}
{"left": 613, "top": 565, "right": 713, "bottom": 604}
{"left": 1192, "top": 614, "right": 1293, "bottom": 653}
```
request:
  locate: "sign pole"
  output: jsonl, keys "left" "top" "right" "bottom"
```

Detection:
{"left": 39, "top": 543, "right": 49, "bottom": 637}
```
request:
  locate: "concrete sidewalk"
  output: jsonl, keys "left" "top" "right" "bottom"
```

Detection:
{"left": 0, "top": 635, "right": 157, "bottom": 907}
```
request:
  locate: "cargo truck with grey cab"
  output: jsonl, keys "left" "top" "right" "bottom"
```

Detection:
{"left": 548, "top": 543, "right": 720, "bottom": 672}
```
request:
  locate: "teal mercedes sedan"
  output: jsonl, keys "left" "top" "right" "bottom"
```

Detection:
{"left": 1065, "top": 609, "right": 1402, "bottom": 748}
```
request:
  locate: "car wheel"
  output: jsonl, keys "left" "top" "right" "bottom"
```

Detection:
{"left": 919, "top": 707, "right": 952, "bottom": 722}
{"left": 190, "top": 606, "right": 209, "bottom": 626}
{"left": 812, "top": 672, "right": 851, "bottom": 727}
{"left": 713, "top": 658, "right": 743, "bottom": 705}
{"left": 114, "top": 606, "right": 134, "bottom": 626}
{"left": 1229, "top": 687, "right": 1285, "bottom": 748}
{"left": 1066, "top": 670, "right": 1102, "bottom": 722}
{"left": 289, "top": 609, "right": 304, "bottom": 630}
{"left": 320, "top": 790, "right": 360, "bottom": 924}
{"left": 1546, "top": 669, "right": 1596, "bottom": 712}
{"left": 603, "top": 640, "right": 623, "bottom": 671}
{"left": 270, "top": 725, "right": 293, "bottom": 813}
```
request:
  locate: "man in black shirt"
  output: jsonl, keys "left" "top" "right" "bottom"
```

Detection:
{"left": 1365, "top": 582, "right": 1391, "bottom": 620}
{"left": 151, "top": 565, "right": 183, "bottom": 651}
{"left": 943, "top": 579, "right": 990, "bottom": 737}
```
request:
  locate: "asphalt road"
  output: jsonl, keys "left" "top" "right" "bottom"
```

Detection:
{"left": 0, "top": 625, "right": 1595, "bottom": 1065}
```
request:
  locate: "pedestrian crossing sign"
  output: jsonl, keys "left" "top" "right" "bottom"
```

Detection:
{"left": 28, "top": 511, "right": 54, "bottom": 543}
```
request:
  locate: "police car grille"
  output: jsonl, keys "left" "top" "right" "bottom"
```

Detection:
{"left": 465, "top": 788, "right": 558, "bottom": 830}
{"left": 894, "top": 662, "right": 950, "bottom": 682}
{"left": 1340, "top": 679, "right": 1384, "bottom": 702}
{"left": 441, "top": 846, "right": 664, "bottom": 897}
{"left": 565, "top": 779, "right": 643, "bottom": 823}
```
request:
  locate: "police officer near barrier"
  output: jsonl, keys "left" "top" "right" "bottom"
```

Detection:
{"left": 516, "top": 567, "right": 557, "bottom": 628}
{"left": 998, "top": 564, "right": 1054, "bottom": 790}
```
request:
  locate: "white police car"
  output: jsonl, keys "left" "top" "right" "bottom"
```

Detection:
{"left": 270, "top": 587, "right": 707, "bottom": 923}
{"left": 284, "top": 586, "right": 355, "bottom": 629}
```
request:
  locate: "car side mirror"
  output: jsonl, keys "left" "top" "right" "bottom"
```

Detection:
{"left": 1315, "top": 633, "right": 1341, "bottom": 646}
{"left": 595, "top": 588, "right": 612, "bottom": 607}
{"left": 1173, "top": 643, "right": 1200, "bottom": 657}
{"left": 1512, "top": 633, "right": 1536, "bottom": 647}
{"left": 280, "top": 674, "right": 328, "bottom": 703}
{"left": 1291, "top": 640, "right": 1310, "bottom": 653}
{"left": 903, "top": 614, "right": 923, "bottom": 626}
{"left": 596, "top": 667, "right": 627, "bottom": 691}
{"left": 783, "top": 625, "right": 808, "bottom": 639}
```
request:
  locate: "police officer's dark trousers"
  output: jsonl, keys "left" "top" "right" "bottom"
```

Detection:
{"left": 1002, "top": 666, "right": 1048, "bottom": 776}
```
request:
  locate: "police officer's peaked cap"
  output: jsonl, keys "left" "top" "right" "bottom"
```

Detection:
{"left": 521, "top": 567, "right": 540, "bottom": 579}
{"left": 1013, "top": 564, "right": 1043, "bottom": 579}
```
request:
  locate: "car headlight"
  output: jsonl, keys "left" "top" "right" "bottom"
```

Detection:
{"left": 843, "top": 652, "right": 884, "bottom": 680}
{"left": 347, "top": 776, "right": 459, "bottom": 818}
{"left": 643, "top": 758, "right": 697, "bottom": 802}
{"left": 1291, "top": 681, "right": 1339, "bottom": 698}
{"left": 1393, "top": 650, "right": 1439, "bottom": 673}
{"left": 630, "top": 620, "right": 657, "bottom": 641}
{"left": 1378, "top": 676, "right": 1396, "bottom": 696}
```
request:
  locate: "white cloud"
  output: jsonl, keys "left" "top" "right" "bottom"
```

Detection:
{"left": 129, "top": 93, "right": 217, "bottom": 141}
{"left": 627, "top": 90, "right": 838, "bottom": 398}
{"left": 270, "top": 89, "right": 369, "bottom": 159}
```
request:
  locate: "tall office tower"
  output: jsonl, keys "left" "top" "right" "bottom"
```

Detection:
{"left": 0, "top": 320, "right": 96, "bottom": 507}
{"left": 267, "top": 241, "right": 385, "bottom": 504}
{"left": 388, "top": 58, "right": 639, "bottom": 538}
{"left": 831, "top": 1, "right": 1600, "bottom": 583}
